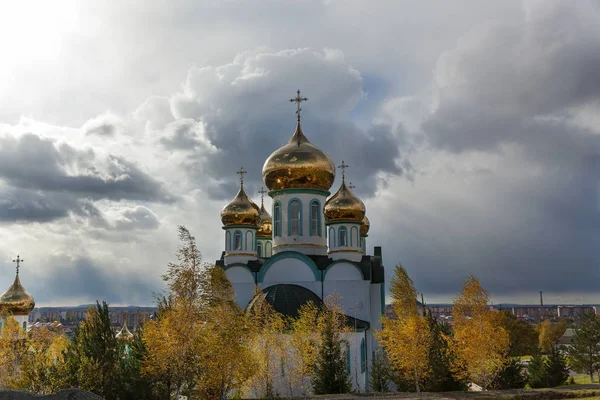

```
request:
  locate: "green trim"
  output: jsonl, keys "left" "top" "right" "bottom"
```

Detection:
{"left": 337, "top": 226, "right": 348, "bottom": 247}
{"left": 258, "top": 251, "right": 321, "bottom": 283}
{"left": 269, "top": 188, "right": 330, "bottom": 197}
{"left": 309, "top": 198, "right": 322, "bottom": 237}
{"left": 223, "top": 262, "right": 253, "bottom": 273}
{"left": 351, "top": 226, "right": 359, "bottom": 247}
{"left": 323, "top": 260, "right": 366, "bottom": 280}
{"left": 328, "top": 227, "right": 335, "bottom": 248}
{"left": 360, "top": 338, "right": 366, "bottom": 373}
{"left": 325, "top": 220, "right": 361, "bottom": 226}
{"left": 222, "top": 225, "right": 258, "bottom": 230}
{"left": 287, "top": 198, "right": 303, "bottom": 236}
{"left": 273, "top": 201, "right": 282, "bottom": 237}
{"left": 256, "top": 242, "right": 263, "bottom": 257}
{"left": 225, "top": 231, "right": 231, "bottom": 251}
{"left": 245, "top": 231, "right": 254, "bottom": 251}
{"left": 346, "top": 343, "right": 351, "bottom": 374}
{"left": 233, "top": 230, "right": 243, "bottom": 250}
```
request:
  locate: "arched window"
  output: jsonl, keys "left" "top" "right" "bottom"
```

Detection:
{"left": 23, "top": 321, "right": 27, "bottom": 331}
{"left": 245, "top": 231, "right": 253, "bottom": 251}
{"left": 288, "top": 199, "right": 302, "bottom": 235}
{"left": 273, "top": 202, "right": 282, "bottom": 237}
{"left": 360, "top": 338, "right": 366, "bottom": 372}
{"left": 351, "top": 226, "right": 359, "bottom": 247}
{"left": 225, "top": 231, "right": 231, "bottom": 251}
{"left": 266, "top": 242, "right": 272, "bottom": 257}
{"left": 257, "top": 242, "right": 263, "bottom": 257}
{"left": 338, "top": 226, "right": 348, "bottom": 247}
{"left": 346, "top": 343, "right": 351, "bottom": 374}
{"left": 329, "top": 227, "right": 335, "bottom": 249}
{"left": 310, "top": 200, "right": 321, "bottom": 236}
{"left": 234, "top": 231, "right": 243, "bottom": 250}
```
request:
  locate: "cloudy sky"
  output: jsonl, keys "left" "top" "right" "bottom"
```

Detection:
{"left": 0, "top": 0, "right": 599, "bottom": 306}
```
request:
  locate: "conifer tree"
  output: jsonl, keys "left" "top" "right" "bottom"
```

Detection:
{"left": 545, "top": 345, "right": 569, "bottom": 387}
{"left": 369, "top": 349, "right": 391, "bottom": 392}
{"left": 527, "top": 349, "right": 547, "bottom": 388}
{"left": 568, "top": 311, "right": 600, "bottom": 384}
{"left": 492, "top": 358, "right": 527, "bottom": 389}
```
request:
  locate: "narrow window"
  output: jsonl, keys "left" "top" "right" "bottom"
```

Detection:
{"left": 23, "top": 321, "right": 27, "bottom": 331}
{"left": 360, "top": 338, "right": 366, "bottom": 372}
{"left": 346, "top": 343, "right": 351, "bottom": 374}
{"left": 266, "top": 242, "right": 272, "bottom": 257}
{"left": 225, "top": 231, "right": 231, "bottom": 251}
{"left": 274, "top": 202, "right": 281, "bottom": 237}
{"left": 310, "top": 200, "right": 320, "bottom": 236}
{"left": 246, "top": 231, "right": 253, "bottom": 251}
{"left": 289, "top": 200, "right": 301, "bottom": 235}
{"left": 257, "top": 242, "right": 262, "bottom": 257}
{"left": 329, "top": 227, "right": 335, "bottom": 249}
{"left": 339, "top": 226, "right": 348, "bottom": 247}
{"left": 234, "top": 231, "right": 243, "bottom": 250}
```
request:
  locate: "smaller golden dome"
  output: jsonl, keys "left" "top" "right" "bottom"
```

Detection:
{"left": 324, "top": 178, "right": 366, "bottom": 223}
{"left": 116, "top": 323, "right": 134, "bottom": 342}
{"left": 257, "top": 202, "right": 272, "bottom": 239}
{"left": 360, "top": 215, "right": 370, "bottom": 236}
{"left": 221, "top": 183, "right": 260, "bottom": 227}
{"left": 0, "top": 274, "right": 35, "bottom": 316}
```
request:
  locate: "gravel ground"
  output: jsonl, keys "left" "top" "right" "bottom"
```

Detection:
{"left": 0, "top": 389, "right": 103, "bottom": 400}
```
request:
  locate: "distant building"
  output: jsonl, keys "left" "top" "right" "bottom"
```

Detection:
{"left": 557, "top": 306, "right": 596, "bottom": 319}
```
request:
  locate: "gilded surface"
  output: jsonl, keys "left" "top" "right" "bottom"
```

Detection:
{"left": 360, "top": 215, "right": 370, "bottom": 236}
{"left": 257, "top": 203, "right": 273, "bottom": 238}
{"left": 262, "top": 122, "right": 335, "bottom": 191}
{"left": 0, "top": 274, "right": 35, "bottom": 316}
{"left": 324, "top": 180, "right": 366, "bottom": 222}
{"left": 221, "top": 186, "right": 260, "bottom": 227}
{"left": 116, "top": 324, "right": 134, "bottom": 341}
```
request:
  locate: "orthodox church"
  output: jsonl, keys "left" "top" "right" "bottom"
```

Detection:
{"left": 216, "top": 91, "right": 385, "bottom": 392}
{"left": 0, "top": 255, "right": 35, "bottom": 331}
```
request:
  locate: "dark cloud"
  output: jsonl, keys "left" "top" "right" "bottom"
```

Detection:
{"left": 0, "top": 133, "right": 174, "bottom": 203}
{"left": 114, "top": 206, "right": 160, "bottom": 230}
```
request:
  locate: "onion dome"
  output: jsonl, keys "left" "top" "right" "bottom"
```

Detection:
{"left": 246, "top": 284, "right": 323, "bottom": 319}
{"left": 262, "top": 122, "right": 335, "bottom": 191}
{"left": 324, "top": 174, "right": 366, "bottom": 223}
{"left": 0, "top": 273, "right": 35, "bottom": 316}
{"left": 116, "top": 323, "right": 134, "bottom": 342}
{"left": 360, "top": 215, "right": 370, "bottom": 236}
{"left": 257, "top": 203, "right": 272, "bottom": 239}
{"left": 221, "top": 168, "right": 260, "bottom": 227}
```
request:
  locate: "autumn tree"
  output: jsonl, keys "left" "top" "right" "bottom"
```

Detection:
{"left": 499, "top": 310, "right": 538, "bottom": 357}
{"left": 378, "top": 264, "right": 431, "bottom": 393}
{"left": 537, "top": 319, "right": 568, "bottom": 353}
{"left": 20, "top": 325, "right": 70, "bottom": 394}
{"left": 369, "top": 349, "right": 391, "bottom": 392}
{"left": 449, "top": 275, "right": 509, "bottom": 390}
{"left": 0, "top": 317, "right": 27, "bottom": 389}
{"left": 287, "top": 301, "right": 321, "bottom": 396}
{"left": 568, "top": 311, "right": 600, "bottom": 384}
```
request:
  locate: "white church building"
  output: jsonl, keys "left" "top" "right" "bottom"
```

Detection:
{"left": 217, "top": 91, "right": 385, "bottom": 393}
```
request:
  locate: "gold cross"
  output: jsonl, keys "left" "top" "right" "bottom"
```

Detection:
{"left": 337, "top": 160, "right": 349, "bottom": 180}
{"left": 258, "top": 187, "right": 268, "bottom": 204}
{"left": 348, "top": 182, "right": 356, "bottom": 190}
{"left": 289, "top": 89, "right": 308, "bottom": 121}
{"left": 236, "top": 166, "right": 247, "bottom": 186}
{"left": 13, "top": 255, "right": 23, "bottom": 275}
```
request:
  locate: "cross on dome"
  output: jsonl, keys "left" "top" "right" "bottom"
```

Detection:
{"left": 236, "top": 166, "right": 247, "bottom": 186}
{"left": 258, "top": 186, "right": 268, "bottom": 204}
{"left": 348, "top": 182, "right": 356, "bottom": 190}
{"left": 289, "top": 89, "right": 308, "bottom": 121}
{"left": 13, "top": 255, "right": 23, "bottom": 275}
{"left": 337, "top": 160, "right": 349, "bottom": 181}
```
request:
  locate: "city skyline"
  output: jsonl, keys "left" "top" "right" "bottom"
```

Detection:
{"left": 1, "top": 1, "right": 600, "bottom": 306}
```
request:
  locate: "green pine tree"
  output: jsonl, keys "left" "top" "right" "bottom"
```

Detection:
{"left": 116, "top": 326, "right": 156, "bottom": 400}
{"left": 568, "top": 311, "right": 600, "bottom": 384}
{"left": 369, "top": 349, "right": 391, "bottom": 392}
{"left": 546, "top": 345, "right": 569, "bottom": 387}
{"left": 64, "top": 301, "right": 121, "bottom": 399}
{"left": 424, "top": 311, "right": 467, "bottom": 391}
{"left": 492, "top": 357, "right": 527, "bottom": 389}
{"left": 527, "top": 349, "right": 547, "bottom": 388}
{"left": 311, "top": 311, "right": 351, "bottom": 394}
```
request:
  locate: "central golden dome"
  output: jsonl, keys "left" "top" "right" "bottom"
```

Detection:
{"left": 360, "top": 215, "right": 370, "bottom": 236}
{"left": 221, "top": 184, "right": 260, "bottom": 227}
{"left": 324, "top": 178, "right": 366, "bottom": 223}
{"left": 0, "top": 274, "right": 35, "bottom": 316}
{"left": 257, "top": 202, "right": 273, "bottom": 238}
{"left": 262, "top": 122, "right": 335, "bottom": 191}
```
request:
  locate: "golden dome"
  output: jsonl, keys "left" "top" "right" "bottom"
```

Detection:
{"left": 257, "top": 202, "right": 272, "bottom": 239}
{"left": 262, "top": 122, "right": 335, "bottom": 191}
{"left": 221, "top": 184, "right": 260, "bottom": 227}
{"left": 116, "top": 323, "right": 134, "bottom": 341}
{"left": 0, "top": 274, "right": 35, "bottom": 316}
{"left": 324, "top": 178, "right": 366, "bottom": 223}
{"left": 360, "top": 215, "right": 370, "bottom": 236}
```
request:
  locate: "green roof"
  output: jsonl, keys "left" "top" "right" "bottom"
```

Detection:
{"left": 247, "top": 284, "right": 322, "bottom": 319}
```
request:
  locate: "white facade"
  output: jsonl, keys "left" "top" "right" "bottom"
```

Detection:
{"left": 327, "top": 222, "right": 363, "bottom": 262}
{"left": 224, "top": 226, "right": 258, "bottom": 265}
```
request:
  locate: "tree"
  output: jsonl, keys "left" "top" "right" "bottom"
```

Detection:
{"left": 311, "top": 298, "right": 351, "bottom": 395}
{"left": 528, "top": 349, "right": 547, "bottom": 388}
{"left": 378, "top": 265, "right": 431, "bottom": 393}
{"left": 287, "top": 301, "right": 321, "bottom": 396}
{"left": 492, "top": 358, "right": 527, "bottom": 390}
{"left": 0, "top": 317, "right": 27, "bottom": 389}
{"left": 568, "top": 311, "right": 600, "bottom": 384}
{"left": 499, "top": 310, "right": 538, "bottom": 357}
{"left": 448, "top": 275, "right": 509, "bottom": 390}
{"left": 369, "top": 349, "right": 391, "bottom": 393}
{"left": 537, "top": 319, "right": 568, "bottom": 353}
{"left": 64, "top": 301, "right": 121, "bottom": 399}
{"left": 117, "top": 326, "right": 155, "bottom": 400}
{"left": 424, "top": 311, "right": 466, "bottom": 392}
{"left": 20, "top": 325, "right": 70, "bottom": 394}
{"left": 545, "top": 345, "right": 569, "bottom": 387}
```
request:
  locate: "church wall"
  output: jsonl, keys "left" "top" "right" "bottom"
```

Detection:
{"left": 271, "top": 192, "right": 328, "bottom": 256}
{"left": 324, "top": 280, "right": 371, "bottom": 323}
{"left": 327, "top": 223, "right": 363, "bottom": 262}
{"left": 225, "top": 266, "right": 256, "bottom": 308}
{"left": 261, "top": 257, "right": 318, "bottom": 283}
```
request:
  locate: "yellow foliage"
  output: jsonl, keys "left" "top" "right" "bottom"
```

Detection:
{"left": 536, "top": 319, "right": 568, "bottom": 352}
{"left": 0, "top": 317, "right": 27, "bottom": 389}
{"left": 449, "top": 275, "right": 509, "bottom": 390}
{"left": 389, "top": 264, "right": 418, "bottom": 319}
